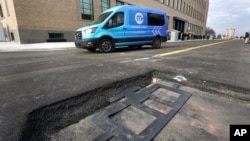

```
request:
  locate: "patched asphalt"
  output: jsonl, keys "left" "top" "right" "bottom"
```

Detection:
{"left": 0, "top": 40, "right": 249, "bottom": 141}
{"left": 50, "top": 81, "right": 250, "bottom": 141}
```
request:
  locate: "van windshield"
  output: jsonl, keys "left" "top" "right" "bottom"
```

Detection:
{"left": 90, "top": 11, "right": 113, "bottom": 25}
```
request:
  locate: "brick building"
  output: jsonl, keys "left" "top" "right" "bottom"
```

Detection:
{"left": 0, "top": 0, "right": 209, "bottom": 43}
{"left": 226, "top": 27, "right": 235, "bottom": 39}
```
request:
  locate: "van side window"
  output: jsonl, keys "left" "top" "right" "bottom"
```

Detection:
{"left": 147, "top": 13, "right": 165, "bottom": 26}
{"left": 106, "top": 12, "right": 124, "bottom": 28}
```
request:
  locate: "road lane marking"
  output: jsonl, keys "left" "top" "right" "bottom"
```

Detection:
{"left": 120, "top": 60, "right": 132, "bottom": 63}
{"left": 154, "top": 40, "right": 230, "bottom": 57}
{"left": 120, "top": 57, "right": 151, "bottom": 63}
{"left": 134, "top": 57, "right": 150, "bottom": 61}
{"left": 119, "top": 41, "right": 230, "bottom": 64}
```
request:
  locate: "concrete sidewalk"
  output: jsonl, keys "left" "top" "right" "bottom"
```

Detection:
{"left": 0, "top": 42, "right": 75, "bottom": 52}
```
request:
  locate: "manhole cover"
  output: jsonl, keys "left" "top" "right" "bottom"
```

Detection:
{"left": 92, "top": 83, "right": 192, "bottom": 141}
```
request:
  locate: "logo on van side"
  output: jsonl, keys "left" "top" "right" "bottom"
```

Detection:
{"left": 135, "top": 13, "right": 144, "bottom": 24}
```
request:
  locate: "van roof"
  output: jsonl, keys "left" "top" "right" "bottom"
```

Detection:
{"left": 104, "top": 5, "right": 167, "bottom": 15}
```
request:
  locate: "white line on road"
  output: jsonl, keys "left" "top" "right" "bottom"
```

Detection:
{"left": 134, "top": 57, "right": 151, "bottom": 61}
{"left": 120, "top": 60, "right": 133, "bottom": 63}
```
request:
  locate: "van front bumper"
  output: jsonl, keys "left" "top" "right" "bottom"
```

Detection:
{"left": 75, "top": 39, "right": 99, "bottom": 49}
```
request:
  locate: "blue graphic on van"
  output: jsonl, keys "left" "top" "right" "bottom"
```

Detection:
{"left": 75, "top": 5, "right": 168, "bottom": 53}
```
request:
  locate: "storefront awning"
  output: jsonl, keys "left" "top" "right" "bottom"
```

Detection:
{"left": 173, "top": 16, "right": 189, "bottom": 22}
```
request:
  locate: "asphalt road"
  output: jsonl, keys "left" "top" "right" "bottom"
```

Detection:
{"left": 0, "top": 40, "right": 249, "bottom": 140}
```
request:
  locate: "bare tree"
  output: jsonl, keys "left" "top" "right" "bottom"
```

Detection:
{"left": 205, "top": 27, "right": 216, "bottom": 36}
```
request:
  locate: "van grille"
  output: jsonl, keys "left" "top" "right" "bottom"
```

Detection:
{"left": 75, "top": 31, "right": 82, "bottom": 40}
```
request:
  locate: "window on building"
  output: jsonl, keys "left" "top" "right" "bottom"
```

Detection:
{"left": 80, "top": 0, "right": 93, "bottom": 20}
{"left": 178, "top": 0, "right": 182, "bottom": 11}
{"left": 181, "top": 0, "right": 184, "bottom": 12}
{"left": 0, "top": 4, "right": 3, "bottom": 17}
{"left": 159, "top": 0, "right": 164, "bottom": 3}
{"left": 199, "top": 12, "right": 201, "bottom": 21}
{"left": 105, "top": 12, "right": 124, "bottom": 28}
{"left": 193, "top": 10, "right": 196, "bottom": 18}
{"left": 49, "top": 33, "right": 64, "bottom": 39}
{"left": 193, "top": 8, "right": 195, "bottom": 18}
{"left": 202, "top": 0, "right": 205, "bottom": 8}
{"left": 185, "top": 4, "right": 188, "bottom": 14}
{"left": 170, "top": 0, "right": 174, "bottom": 7}
{"left": 148, "top": 13, "right": 165, "bottom": 26}
{"left": 183, "top": 2, "right": 186, "bottom": 13}
{"left": 116, "top": 0, "right": 124, "bottom": 6}
{"left": 192, "top": 9, "right": 195, "bottom": 17}
{"left": 199, "top": 12, "right": 202, "bottom": 21}
{"left": 101, "top": 0, "right": 110, "bottom": 12}
{"left": 10, "top": 32, "right": 15, "bottom": 41}
{"left": 165, "top": 0, "right": 170, "bottom": 6}
{"left": 174, "top": 0, "right": 178, "bottom": 9}
{"left": 188, "top": 5, "right": 191, "bottom": 15}
{"left": 191, "top": 7, "right": 193, "bottom": 17}
{"left": 195, "top": 10, "right": 198, "bottom": 19}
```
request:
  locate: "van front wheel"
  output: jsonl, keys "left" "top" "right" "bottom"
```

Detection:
{"left": 152, "top": 38, "right": 161, "bottom": 49}
{"left": 99, "top": 38, "right": 113, "bottom": 53}
{"left": 87, "top": 48, "right": 96, "bottom": 52}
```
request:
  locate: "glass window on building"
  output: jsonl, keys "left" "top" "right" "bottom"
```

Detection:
{"left": 204, "top": 1, "right": 207, "bottom": 9}
{"left": 80, "top": 0, "right": 93, "bottom": 20}
{"left": 165, "top": 0, "right": 170, "bottom": 6}
{"left": 10, "top": 32, "right": 15, "bottom": 41}
{"left": 101, "top": 0, "right": 110, "bottom": 12}
{"left": 178, "top": 0, "right": 182, "bottom": 11}
{"left": 186, "top": 4, "right": 189, "bottom": 14}
{"left": 199, "top": 12, "right": 202, "bottom": 21}
{"left": 183, "top": 2, "right": 186, "bottom": 13}
{"left": 49, "top": 33, "right": 64, "bottom": 39}
{"left": 188, "top": 5, "right": 191, "bottom": 15}
{"left": 191, "top": 7, "right": 193, "bottom": 17}
{"left": 193, "top": 8, "right": 195, "bottom": 18}
{"left": 116, "top": 0, "right": 124, "bottom": 6}
{"left": 174, "top": 0, "right": 178, "bottom": 9}
{"left": 181, "top": 1, "right": 184, "bottom": 12}
{"left": 159, "top": 0, "right": 164, "bottom": 3}
{"left": 198, "top": 12, "right": 201, "bottom": 21}
{"left": 195, "top": 10, "right": 198, "bottom": 19}
{"left": 170, "top": 0, "right": 174, "bottom": 8}
{"left": 202, "top": 1, "right": 205, "bottom": 8}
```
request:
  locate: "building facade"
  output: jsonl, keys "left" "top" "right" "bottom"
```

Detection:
{"left": 226, "top": 27, "right": 235, "bottom": 39}
{"left": 0, "top": 0, "right": 209, "bottom": 43}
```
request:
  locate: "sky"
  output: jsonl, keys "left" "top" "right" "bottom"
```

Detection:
{"left": 207, "top": 0, "right": 250, "bottom": 36}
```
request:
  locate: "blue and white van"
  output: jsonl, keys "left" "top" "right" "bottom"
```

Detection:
{"left": 75, "top": 5, "right": 168, "bottom": 52}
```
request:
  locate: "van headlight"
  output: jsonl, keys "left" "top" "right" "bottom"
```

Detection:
{"left": 84, "top": 27, "right": 97, "bottom": 34}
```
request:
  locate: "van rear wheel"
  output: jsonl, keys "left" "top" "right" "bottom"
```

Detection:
{"left": 152, "top": 37, "right": 161, "bottom": 49}
{"left": 99, "top": 38, "right": 113, "bottom": 53}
